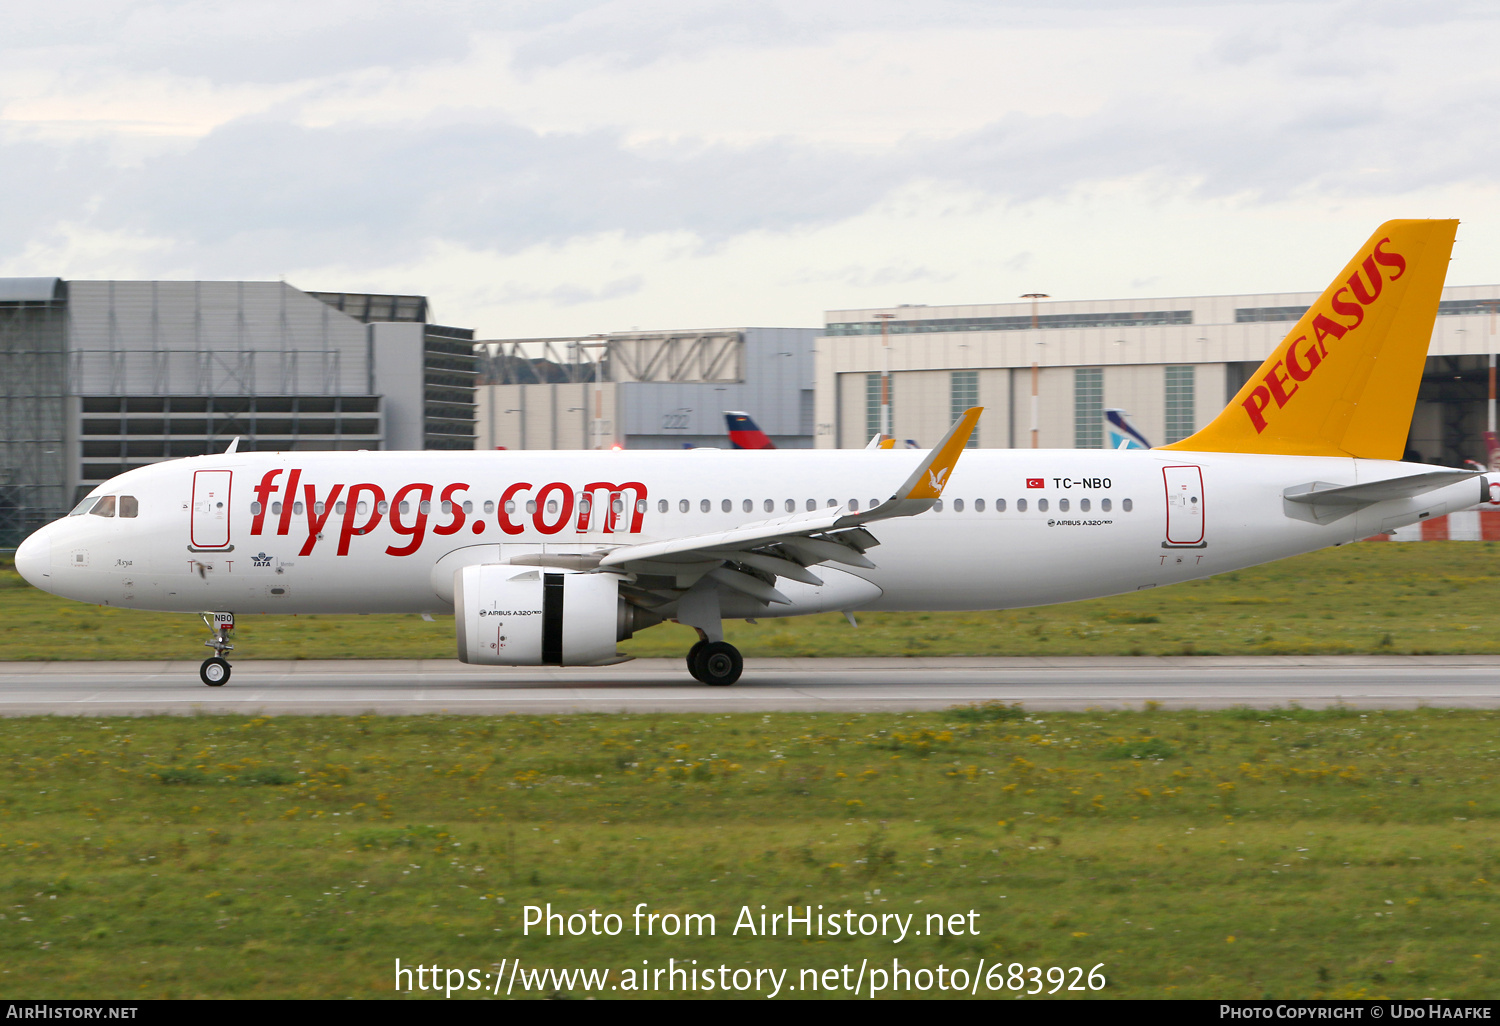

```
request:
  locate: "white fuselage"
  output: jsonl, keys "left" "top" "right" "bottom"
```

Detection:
{"left": 13, "top": 448, "right": 1481, "bottom": 617}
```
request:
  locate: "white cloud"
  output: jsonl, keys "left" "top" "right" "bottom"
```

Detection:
{"left": 2, "top": 0, "right": 1500, "bottom": 338}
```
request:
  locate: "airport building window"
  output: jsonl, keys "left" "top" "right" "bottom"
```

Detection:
{"left": 866, "top": 372, "right": 892, "bottom": 441}
{"left": 950, "top": 371, "right": 978, "bottom": 447}
{"left": 1165, "top": 365, "right": 1195, "bottom": 444}
{"left": 1074, "top": 368, "right": 1103, "bottom": 449}
{"left": 828, "top": 310, "right": 1192, "bottom": 335}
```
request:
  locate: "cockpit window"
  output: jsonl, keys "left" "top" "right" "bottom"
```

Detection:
{"left": 119, "top": 495, "right": 138, "bottom": 518}
{"left": 69, "top": 496, "right": 100, "bottom": 516}
{"left": 89, "top": 495, "right": 116, "bottom": 518}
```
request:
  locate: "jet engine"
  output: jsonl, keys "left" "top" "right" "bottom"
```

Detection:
{"left": 454, "top": 565, "right": 659, "bottom": 666}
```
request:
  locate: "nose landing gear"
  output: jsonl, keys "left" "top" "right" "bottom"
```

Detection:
{"left": 200, "top": 612, "right": 234, "bottom": 686}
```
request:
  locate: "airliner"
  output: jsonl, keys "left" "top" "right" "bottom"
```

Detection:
{"left": 15, "top": 220, "right": 1491, "bottom": 687}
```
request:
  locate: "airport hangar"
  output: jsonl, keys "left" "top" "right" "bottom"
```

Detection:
{"left": 471, "top": 285, "right": 1500, "bottom": 467}
{"left": 814, "top": 286, "right": 1500, "bottom": 459}
{"left": 0, "top": 277, "right": 477, "bottom": 546}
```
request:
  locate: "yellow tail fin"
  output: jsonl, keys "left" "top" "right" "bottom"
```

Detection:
{"left": 1161, "top": 219, "right": 1458, "bottom": 459}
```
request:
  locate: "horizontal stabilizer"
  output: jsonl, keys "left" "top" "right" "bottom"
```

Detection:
{"left": 1283, "top": 470, "right": 1482, "bottom": 524}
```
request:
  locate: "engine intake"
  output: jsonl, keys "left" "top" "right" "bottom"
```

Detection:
{"left": 454, "top": 565, "right": 658, "bottom": 665}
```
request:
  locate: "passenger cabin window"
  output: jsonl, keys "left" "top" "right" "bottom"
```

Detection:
{"left": 805, "top": 499, "right": 816, "bottom": 511}
{"left": 90, "top": 495, "right": 116, "bottom": 518}
{"left": 933, "top": 499, "right": 944, "bottom": 512}
{"left": 953, "top": 498, "right": 964, "bottom": 512}
{"left": 1017, "top": 498, "right": 1027, "bottom": 512}
{"left": 679, "top": 499, "right": 690, "bottom": 513}
{"left": 1038, "top": 498, "right": 1049, "bottom": 512}
{"left": 996, "top": 498, "right": 1005, "bottom": 512}
{"left": 764, "top": 499, "right": 774, "bottom": 513}
{"left": 975, "top": 498, "right": 985, "bottom": 512}
{"left": 1059, "top": 498, "right": 1069, "bottom": 512}
{"left": 483, "top": 500, "right": 495, "bottom": 515}
{"left": 785, "top": 499, "right": 795, "bottom": 513}
{"left": 1080, "top": 498, "right": 1090, "bottom": 512}
{"left": 1122, "top": 498, "right": 1133, "bottom": 512}
{"left": 721, "top": 499, "right": 732, "bottom": 513}
{"left": 1101, "top": 498, "right": 1112, "bottom": 512}
{"left": 251, "top": 502, "right": 262, "bottom": 515}
{"left": 272, "top": 501, "right": 282, "bottom": 515}
{"left": 849, "top": 499, "right": 860, "bottom": 511}
{"left": 742, "top": 499, "right": 753, "bottom": 513}
{"left": 658, "top": 499, "right": 669, "bottom": 513}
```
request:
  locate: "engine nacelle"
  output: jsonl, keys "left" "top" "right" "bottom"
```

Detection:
{"left": 454, "top": 565, "right": 657, "bottom": 666}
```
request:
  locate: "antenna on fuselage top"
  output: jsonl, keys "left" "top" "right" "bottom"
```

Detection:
{"left": 224, "top": 437, "right": 240, "bottom": 454}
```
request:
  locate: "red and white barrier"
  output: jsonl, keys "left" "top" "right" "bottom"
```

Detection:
{"left": 1364, "top": 510, "right": 1500, "bottom": 541}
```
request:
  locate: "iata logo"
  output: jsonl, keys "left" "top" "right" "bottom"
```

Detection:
{"left": 247, "top": 470, "right": 648, "bottom": 557}
{"left": 251, "top": 552, "right": 272, "bottom": 567}
{"left": 1241, "top": 237, "right": 1406, "bottom": 434}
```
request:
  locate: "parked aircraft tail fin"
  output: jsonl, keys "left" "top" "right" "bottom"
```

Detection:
{"left": 725, "top": 411, "right": 775, "bottom": 450}
{"left": 1161, "top": 219, "right": 1458, "bottom": 460}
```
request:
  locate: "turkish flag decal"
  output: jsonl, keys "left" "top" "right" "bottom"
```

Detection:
{"left": 1026, "top": 478, "right": 1045, "bottom": 489}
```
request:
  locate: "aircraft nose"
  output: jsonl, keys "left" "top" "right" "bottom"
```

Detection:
{"left": 13, "top": 528, "right": 51, "bottom": 588}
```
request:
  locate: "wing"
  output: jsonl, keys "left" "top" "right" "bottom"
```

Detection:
{"left": 578, "top": 408, "right": 981, "bottom": 609}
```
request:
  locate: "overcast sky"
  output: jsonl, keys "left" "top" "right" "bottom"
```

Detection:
{"left": 3, "top": 1, "right": 1500, "bottom": 336}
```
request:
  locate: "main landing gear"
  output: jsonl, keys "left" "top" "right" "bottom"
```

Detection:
{"left": 686, "top": 638, "right": 743, "bottom": 686}
{"left": 200, "top": 612, "right": 234, "bottom": 686}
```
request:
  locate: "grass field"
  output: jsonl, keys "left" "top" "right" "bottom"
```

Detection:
{"left": 0, "top": 706, "right": 1496, "bottom": 999}
{"left": 4, "top": 542, "right": 1500, "bottom": 662}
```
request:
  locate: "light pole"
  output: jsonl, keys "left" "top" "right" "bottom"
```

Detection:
{"left": 577, "top": 337, "right": 610, "bottom": 449}
{"left": 1021, "top": 294, "right": 1049, "bottom": 448}
{"left": 875, "top": 313, "right": 895, "bottom": 440}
